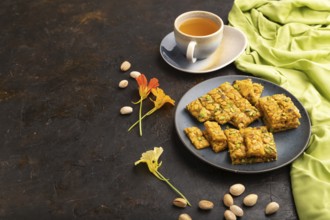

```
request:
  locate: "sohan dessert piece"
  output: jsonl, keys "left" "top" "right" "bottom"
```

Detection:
{"left": 225, "top": 126, "right": 277, "bottom": 164}
{"left": 259, "top": 126, "right": 277, "bottom": 161}
{"left": 184, "top": 126, "right": 210, "bottom": 150}
{"left": 240, "top": 126, "right": 277, "bottom": 163}
{"left": 204, "top": 121, "right": 225, "bottom": 141}
{"left": 203, "top": 121, "right": 227, "bottom": 153}
{"left": 224, "top": 128, "right": 247, "bottom": 165}
{"left": 219, "top": 82, "right": 261, "bottom": 128}
{"left": 230, "top": 112, "right": 255, "bottom": 130}
{"left": 198, "top": 94, "right": 221, "bottom": 121}
{"left": 240, "top": 127, "right": 265, "bottom": 158}
{"left": 204, "top": 132, "right": 227, "bottom": 153}
{"left": 207, "top": 88, "right": 240, "bottom": 125}
{"left": 258, "top": 94, "right": 301, "bottom": 132}
{"left": 232, "top": 78, "right": 264, "bottom": 105}
{"left": 186, "top": 99, "right": 212, "bottom": 122}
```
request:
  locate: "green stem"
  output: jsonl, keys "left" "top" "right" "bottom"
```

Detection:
{"left": 156, "top": 170, "right": 191, "bottom": 206}
{"left": 128, "top": 112, "right": 148, "bottom": 132}
{"left": 139, "top": 101, "right": 143, "bottom": 136}
{"left": 128, "top": 108, "right": 156, "bottom": 132}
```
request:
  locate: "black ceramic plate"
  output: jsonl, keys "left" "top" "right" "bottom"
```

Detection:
{"left": 175, "top": 75, "right": 311, "bottom": 173}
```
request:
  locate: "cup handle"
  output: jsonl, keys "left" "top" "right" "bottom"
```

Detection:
{"left": 186, "top": 41, "right": 197, "bottom": 63}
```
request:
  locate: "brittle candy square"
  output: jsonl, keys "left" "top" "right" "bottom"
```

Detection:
{"left": 232, "top": 78, "right": 264, "bottom": 105}
{"left": 224, "top": 128, "right": 247, "bottom": 164}
{"left": 240, "top": 127, "right": 265, "bottom": 158}
{"left": 186, "top": 99, "right": 212, "bottom": 122}
{"left": 219, "top": 82, "right": 261, "bottom": 128}
{"left": 199, "top": 94, "right": 221, "bottom": 121}
{"left": 184, "top": 127, "right": 210, "bottom": 150}
{"left": 204, "top": 121, "right": 226, "bottom": 141}
{"left": 258, "top": 94, "right": 301, "bottom": 132}
{"left": 225, "top": 126, "right": 277, "bottom": 164}
{"left": 229, "top": 112, "right": 253, "bottom": 129}
{"left": 203, "top": 121, "right": 227, "bottom": 153}
{"left": 259, "top": 126, "right": 277, "bottom": 161}
{"left": 243, "top": 126, "right": 277, "bottom": 163}
{"left": 207, "top": 88, "right": 239, "bottom": 125}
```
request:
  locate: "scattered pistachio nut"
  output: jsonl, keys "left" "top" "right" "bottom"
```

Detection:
{"left": 130, "top": 71, "right": 141, "bottom": 79}
{"left": 230, "top": 205, "right": 244, "bottom": 217}
{"left": 178, "top": 213, "right": 192, "bottom": 220}
{"left": 265, "top": 201, "right": 280, "bottom": 215}
{"left": 243, "top": 194, "right": 258, "bottom": 207}
{"left": 224, "top": 210, "right": 237, "bottom": 220}
{"left": 198, "top": 200, "right": 214, "bottom": 210}
{"left": 120, "top": 61, "right": 131, "bottom": 71}
{"left": 173, "top": 198, "right": 187, "bottom": 208}
{"left": 229, "top": 183, "right": 245, "bottom": 196}
{"left": 120, "top": 106, "right": 133, "bottom": 115}
{"left": 223, "top": 193, "right": 234, "bottom": 207}
{"left": 119, "top": 79, "right": 129, "bottom": 88}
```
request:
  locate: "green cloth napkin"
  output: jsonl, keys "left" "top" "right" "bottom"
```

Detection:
{"left": 228, "top": 0, "right": 330, "bottom": 219}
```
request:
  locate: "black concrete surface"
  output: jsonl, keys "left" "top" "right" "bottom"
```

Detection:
{"left": 0, "top": 0, "right": 298, "bottom": 219}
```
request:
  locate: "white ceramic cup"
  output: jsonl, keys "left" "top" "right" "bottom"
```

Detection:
{"left": 174, "top": 11, "right": 224, "bottom": 63}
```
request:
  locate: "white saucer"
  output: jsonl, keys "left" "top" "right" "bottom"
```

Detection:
{"left": 160, "top": 26, "right": 247, "bottom": 74}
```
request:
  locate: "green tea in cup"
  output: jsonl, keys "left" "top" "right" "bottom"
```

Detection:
{"left": 174, "top": 11, "right": 224, "bottom": 63}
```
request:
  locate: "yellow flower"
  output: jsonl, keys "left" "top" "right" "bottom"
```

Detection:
{"left": 135, "top": 147, "right": 164, "bottom": 180}
{"left": 150, "top": 88, "right": 175, "bottom": 111}
{"left": 128, "top": 88, "right": 175, "bottom": 133}
{"left": 135, "top": 147, "right": 191, "bottom": 206}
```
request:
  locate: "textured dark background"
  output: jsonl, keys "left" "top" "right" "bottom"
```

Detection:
{"left": 0, "top": 0, "right": 298, "bottom": 219}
